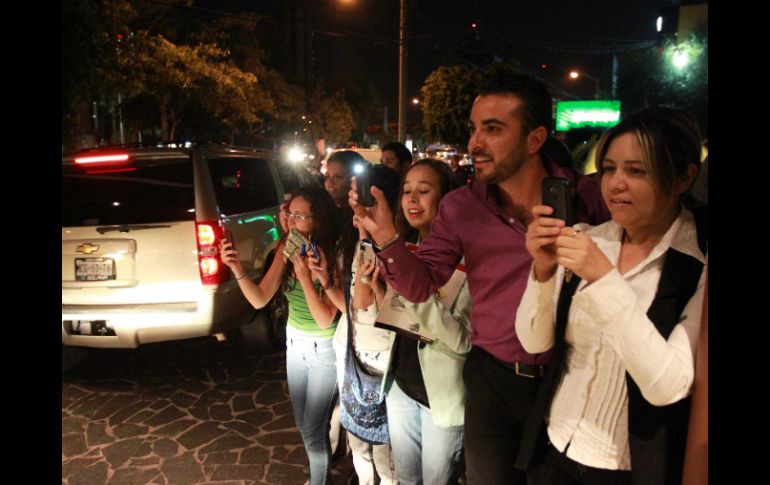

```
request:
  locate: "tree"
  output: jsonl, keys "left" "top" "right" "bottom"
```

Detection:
{"left": 306, "top": 83, "right": 356, "bottom": 146}
{"left": 62, "top": 0, "right": 354, "bottom": 150}
{"left": 618, "top": 24, "right": 708, "bottom": 134}
{"left": 62, "top": 0, "right": 123, "bottom": 151}
{"left": 420, "top": 65, "right": 482, "bottom": 145}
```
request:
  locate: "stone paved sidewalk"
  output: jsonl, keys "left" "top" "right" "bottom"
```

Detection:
{"left": 62, "top": 335, "right": 355, "bottom": 485}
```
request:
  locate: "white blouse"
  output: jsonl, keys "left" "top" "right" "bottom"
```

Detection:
{"left": 515, "top": 208, "right": 706, "bottom": 470}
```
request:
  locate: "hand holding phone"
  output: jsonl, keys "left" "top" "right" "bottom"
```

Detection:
{"left": 310, "top": 240, "right": 320, "bottom": 259}
{"left": 222, "top": 229, "right": 235, "bottom": 249}
{"left": 541, "top": 177, "right": 573, "bottom": 226}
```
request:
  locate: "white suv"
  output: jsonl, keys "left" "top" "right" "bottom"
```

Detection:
{"left": 62, "top": 145, "right": 294, "bottom": 350}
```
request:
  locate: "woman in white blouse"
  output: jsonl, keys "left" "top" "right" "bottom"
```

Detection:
{"left": 516, "top": 106, "right": 706, "bottom": 485}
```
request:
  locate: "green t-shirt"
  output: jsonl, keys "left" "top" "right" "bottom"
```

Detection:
{"left": 285, "top": 278, "right": 338, "bottom": 337}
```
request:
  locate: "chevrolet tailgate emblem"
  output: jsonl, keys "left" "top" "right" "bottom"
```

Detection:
{"left": 76, "top": 243, "right": 100, "bottom": 254}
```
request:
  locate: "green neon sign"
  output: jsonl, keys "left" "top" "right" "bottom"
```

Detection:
{"left": 555, "top": 100, "right": 621, "bottom": 131}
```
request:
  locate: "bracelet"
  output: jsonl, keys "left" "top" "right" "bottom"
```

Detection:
{"left": 374, "top": 232, "right": 400, "bottom": 251}
{"left": 234, "top": 271, "right": 247, "bottom": 281}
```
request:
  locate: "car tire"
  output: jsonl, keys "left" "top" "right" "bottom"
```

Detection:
{"left": 241, "top": 295, "right": 287, "bottom": 352}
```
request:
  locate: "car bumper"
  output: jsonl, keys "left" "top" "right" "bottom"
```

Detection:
{"left": 61, "top": 291, "right": 253, "bottom": 348}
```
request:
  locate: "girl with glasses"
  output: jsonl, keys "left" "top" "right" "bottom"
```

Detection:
{"left": 221, "top": 185, "right": 341, "bottom": 485}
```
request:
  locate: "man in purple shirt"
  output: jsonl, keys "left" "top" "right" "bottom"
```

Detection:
{"left": 351, "top": 66, "right": 610, "bottom": 484}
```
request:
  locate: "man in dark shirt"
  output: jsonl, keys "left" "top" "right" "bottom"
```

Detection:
{"left": 350, "top": 66, "right": 610, "bottom": 484}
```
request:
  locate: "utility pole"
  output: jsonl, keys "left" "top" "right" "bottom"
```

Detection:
{"left": 397, "top": 0, "right": 407, "bottom": 143}
{"left": 117, "top": 93, "right": 125, "bottom": 144}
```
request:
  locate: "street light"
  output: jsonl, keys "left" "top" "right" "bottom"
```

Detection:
{"left": 568, "top": 70, "right": 600, "bottom": 99}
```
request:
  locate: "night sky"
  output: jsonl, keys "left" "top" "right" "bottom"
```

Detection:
{"left": 246, "top": 0, "right": 680, "bottom": 114}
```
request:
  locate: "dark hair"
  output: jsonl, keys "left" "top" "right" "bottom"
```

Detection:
{"left": 371, "top": 165, "right": 402, "bottom": 214}
{"left": 327, "top": 150, "right": 365, "bottom": 176}
{"left": 396, "top": 158, "right": 460, "bottom": 242}
{"left": 478, "top": 65, "right": 553, "bottom": 134}
{"left": 282, "top": 185, "right": 339, "bottom": 292}
{"left": 381, "top": 142, "right": 413, "bottom": 169}
{"left": 542, "top": 136, "right": 575, "bottom": 169}
{"left": 594, "top": 106, "right": 701, "bottom": 196}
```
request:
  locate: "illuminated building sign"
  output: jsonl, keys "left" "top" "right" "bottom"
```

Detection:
{"left": 555, "top": 100, "right": 621, "bottom": 131}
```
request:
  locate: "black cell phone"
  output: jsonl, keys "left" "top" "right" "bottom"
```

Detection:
{"left": 541, "top": 177, "right": 573, "bottom": 226}
{"left": 356, "top": 163, "right": 375, "bottom": 207}
{"left": 223, "top": 229, "right": 235, "bottom": 249}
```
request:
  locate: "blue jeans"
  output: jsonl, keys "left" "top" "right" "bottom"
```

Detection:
{"left": 286, "top": 326, "right": 339, "bottom": 485}
{"left": 386, "top": 380, "right": 464, "bottom": 485}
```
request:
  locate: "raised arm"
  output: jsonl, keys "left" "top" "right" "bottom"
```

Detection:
{"left": 307, "top": 245, "right": 345, "bottom": 313}
{"left": 293, "top": 253, "right": 340, "bottom": 329}
{"left": 220, "top": 238, "right": 286, "bottom": 309}
{"left": 350, "top": 183, "right": 461, "bottom": 302}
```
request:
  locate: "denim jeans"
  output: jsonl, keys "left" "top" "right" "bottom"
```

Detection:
{"left": 386, "top": 380, "right": 464, "bottom": 485}
{"left": 286, "top": 326, "right": 339, "bottom": 485}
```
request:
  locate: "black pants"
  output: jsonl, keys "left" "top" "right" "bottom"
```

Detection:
{"left": 463, "top": 347, "right": 543, "bottom": 485}
{"left": 530, "top": 443, "right": 632, "bottom": 485}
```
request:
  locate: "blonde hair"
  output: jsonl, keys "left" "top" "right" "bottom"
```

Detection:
{"left": 595, "top": 106, "right": 701, "bottom": 196}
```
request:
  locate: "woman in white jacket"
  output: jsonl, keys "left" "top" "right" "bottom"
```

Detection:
{"left": 356, "top": 159, "right": 471, "bottom": 485}
{"left": 516, "top": 107, "right": 706, "bottom": 485}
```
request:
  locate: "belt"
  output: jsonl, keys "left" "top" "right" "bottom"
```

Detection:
{"left": 490, "top": 355, "right": 546, "bottom": 378}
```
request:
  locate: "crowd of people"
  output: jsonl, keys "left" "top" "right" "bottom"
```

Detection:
{"left": 220, "top": 64, "right": 708, "bottom": 485}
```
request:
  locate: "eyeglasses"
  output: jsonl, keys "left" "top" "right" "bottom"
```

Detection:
{"left": 283, "top": 211, "right": 313, "bottom": 222}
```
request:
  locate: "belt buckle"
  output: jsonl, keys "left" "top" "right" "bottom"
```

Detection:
{"left": 514, "top": 362, "right": 542, "bottom": 378}
{"left": 515, "top": 362, "right": 533, "bottom": 378}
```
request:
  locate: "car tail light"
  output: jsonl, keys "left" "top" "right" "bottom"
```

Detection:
{"left": 74, "top": 153, "right": 131, "bottom": 165}
{"left": 196, "top": 221, "right": 230, "bottom": 285}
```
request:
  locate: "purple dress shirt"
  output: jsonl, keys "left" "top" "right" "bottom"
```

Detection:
{"left": 378, "top": 159, "right": 610, "bottom": 364}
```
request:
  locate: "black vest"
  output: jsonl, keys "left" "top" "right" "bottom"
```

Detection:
{"left": 516, "top": 211, "right": 706, "bottom": 485}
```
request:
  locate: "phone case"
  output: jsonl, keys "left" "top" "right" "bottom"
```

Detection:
{"left": 222, "top": 229, "right": 235, "bottom": 249}
{"left": 310, "top": 240, "right": 320, "bottom": 259}
{"left": 359, "top": 240, "right": 376, "bottom": 265}
{"left": 541, "top": 177, "right": 573, "bottom": 225}
{"left": 283, "top": 228, "right": 312, "bottom": 260}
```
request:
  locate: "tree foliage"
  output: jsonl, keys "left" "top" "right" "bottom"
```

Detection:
{"left": 117, "top": 32, "right": 274, "bottom": 141}
{"left": 618, "top": 25, "right": 708, "bottom": 135}
{"left": 420, "top": 65, "right": 482, "bottom": 145}
{"left": 62, "top": 0, "right": 358, "bottom": 151}
{"left": 306, "top": 84, "right": 356, "bottom": 146}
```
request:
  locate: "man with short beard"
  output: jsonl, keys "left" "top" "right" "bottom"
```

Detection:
{"left": 350, "top": 66, "right": 610, "bottom": 484}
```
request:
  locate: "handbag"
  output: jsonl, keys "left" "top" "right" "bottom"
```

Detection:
{"left": 338, "top": 274, "right": 390, "bottom": 445}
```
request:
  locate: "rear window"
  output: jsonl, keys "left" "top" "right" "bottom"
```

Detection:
{"left": 207, "top": 157, "right": 279, "bottom": 216}
{"left": 62, "top": 158, "right": 195, "bottom": 227}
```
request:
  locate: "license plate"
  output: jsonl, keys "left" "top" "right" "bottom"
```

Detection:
{"left": 75, "top": 257, "right": 116, "bottom": 281}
